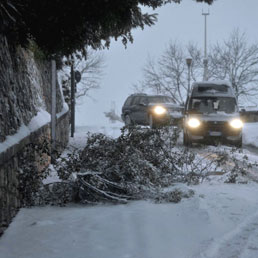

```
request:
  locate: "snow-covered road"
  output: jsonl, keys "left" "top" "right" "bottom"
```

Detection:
{"left": 1, "top": 184, "right": 258, "bottom": 258}
{"left": 1, "top": 122, "right": 258, "bottom": 258}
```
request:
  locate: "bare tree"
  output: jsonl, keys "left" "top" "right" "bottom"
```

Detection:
{"left": 186, "top": 42, "right": 204, "bottom": 82}
{"left": 134, "top": 41, "right": 202, "bottom": 104}
{"left": 135, "top": 30, "right": 258, "bottom": 104}
{"left": 60, "top": 48, "right": 105, "bottom": 104}
{"left": 209, "top": 29, "right": 258, "bottom": 100}
{"left": 159, "top": 41, "right": 187, "bottom": 103}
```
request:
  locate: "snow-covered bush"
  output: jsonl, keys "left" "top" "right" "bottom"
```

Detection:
{"left": 223, "top": 149, "right": 256, "bottom": 184}
{"left": 49, "top": 126, "right": 198, "bottom": 204}
{"left": 37, "top": 182, "right": 75, "bottom": 206}
{"left": 155, "top": 188, "right": 195, "bottom": 204}
{"left": 27, "top": 127, "right": 257, "bottom": 206}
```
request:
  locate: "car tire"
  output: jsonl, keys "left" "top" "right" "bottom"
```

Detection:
{"left": 125, "top": 115, "right": 132, "bottom": 126}
{"left": 183, "top": 132, "right": 191, "bottom": 147}
{"left": 234, "top": 136, "right": 242, "bottom": 148}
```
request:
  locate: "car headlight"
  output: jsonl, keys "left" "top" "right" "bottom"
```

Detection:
{"left": 187, "top": 118, "right": 201, "bottom": 128}
{"left": 229, "top": 119, "right": 243, "bottom": 129}
{"left": 153, "top": 106, "right": 167, "bottom": 115}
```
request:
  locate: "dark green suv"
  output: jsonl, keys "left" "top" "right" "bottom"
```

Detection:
{"left": 121, "top": 94, "right": 183, "bottom": 128}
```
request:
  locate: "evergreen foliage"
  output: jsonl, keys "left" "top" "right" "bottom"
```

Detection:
{"left": 19, "top": 126, "right": 255, "bottom": 207}
{"left": 0, "top": 0, "right": 213, "bottom": 57}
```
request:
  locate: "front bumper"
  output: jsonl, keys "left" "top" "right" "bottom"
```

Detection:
{"left": 151, "top": 113, "right": 183, "bottom": 126}
{"left": 185, "top": 120, "right": 242, "bottom": 143}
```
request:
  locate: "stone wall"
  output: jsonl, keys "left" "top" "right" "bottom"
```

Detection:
{"left": 0, "top": 156, "right": 19, "bottom": 233}
{"left": 0, "top": 35, "right": 70, "bottom": 235}
{"left": 0, "top": 35, "right": 63, "bottom": 143}
{"left": 0, "top": 112, "right": 69, "bottom": 235}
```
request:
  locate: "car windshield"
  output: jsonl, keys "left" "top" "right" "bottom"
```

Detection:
{"left": 148, "top": 96, "right": 174, "bottom": 103}
{"left": 189, "top": 97, "right": 237, "bottom": 114}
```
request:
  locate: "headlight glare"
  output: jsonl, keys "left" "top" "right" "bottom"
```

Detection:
{"left": 230, "top": 119, "right": 243, "bottom": 129}
{"left": 187, "top": 118, "right": 201, "bottom": 128}
{"left": 154, "top": 106, "right": 166, "bottom": 115}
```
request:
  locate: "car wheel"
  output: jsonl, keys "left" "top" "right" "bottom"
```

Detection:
{"left": 234, "top": 136, "right": 242, "bottom": 148}
{"left": 125, "top": 115, "right": 132, "bottom": 126}
{"left": 183, "top": 132, "right": 191, "bottom": 147}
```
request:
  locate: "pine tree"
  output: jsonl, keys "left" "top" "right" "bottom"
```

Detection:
{"left": 0, "top": 0, "right": 214, "bottom": 57}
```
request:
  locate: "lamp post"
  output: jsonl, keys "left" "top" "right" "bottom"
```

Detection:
{"left": 202, "top": 10, "right": 209, "bottom": 81}
{"left": 186, "top": 58, "right": 192, "bottom": 96}
{"left": 70, "top": 58, "right": 75, "bottom": 137}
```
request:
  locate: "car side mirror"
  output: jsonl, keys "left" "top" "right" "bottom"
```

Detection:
{"left": 240, "top": 108, "right": 246, "bottom": 113}
{"left": 139, "top": 102, "right": 147, "bottom": 106}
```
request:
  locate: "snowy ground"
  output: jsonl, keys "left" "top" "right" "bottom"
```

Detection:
{"left": 1, "top": 122, "right": 258, "bottom": 258}
{"left": 69, "top": 122, "right": 258, "bottom": 149}
{"left": 243, "top": 122, "right": 258, "bottom": 148}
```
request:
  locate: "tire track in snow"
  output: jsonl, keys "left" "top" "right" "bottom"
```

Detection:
{"left": 199, "top": 209, "right": 258, "bottom": 258}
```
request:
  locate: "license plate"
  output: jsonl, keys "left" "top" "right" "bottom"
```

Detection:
{"left": 209, "top": 131, "right": 222, "bottom": 136}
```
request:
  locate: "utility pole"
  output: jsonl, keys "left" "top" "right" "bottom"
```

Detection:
{"left": 202, "top": 10, "right": 209, "bottom": 81}
{"left": 186, "top": 58, "right": 192, "bottom": 96}
{"left": 51, "top": 59, "right": 56, "bottom": 162}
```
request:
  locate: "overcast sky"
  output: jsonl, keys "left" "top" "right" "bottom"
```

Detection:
{"left": 76, "top": 0, "right": 258, "bottom": 126}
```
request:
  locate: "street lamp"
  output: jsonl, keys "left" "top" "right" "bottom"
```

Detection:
{"left": 186, "top": 58, "right": 192, "bottom": 96}
{"left": 70, "top": 60, "right": 81, "bottom": 138}
{"left": 202, "top": 10, "right": 209, "bottom": 81}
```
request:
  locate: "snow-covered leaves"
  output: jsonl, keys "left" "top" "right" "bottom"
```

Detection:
{"left": 48, "top": 127, "right": 199, "bottom": 204}
{"left": 19, "top": 126, "right": 258, "bottom": 207}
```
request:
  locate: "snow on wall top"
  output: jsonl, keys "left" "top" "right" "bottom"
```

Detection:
{"left": 0, "top": 109, "right": 50, "bottom": 154}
